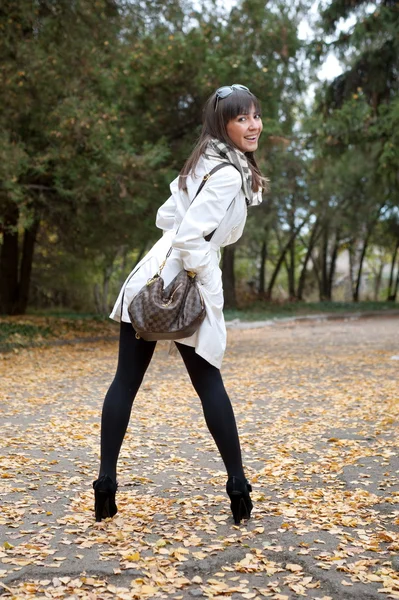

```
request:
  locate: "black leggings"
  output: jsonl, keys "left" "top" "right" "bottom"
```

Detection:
{"left": 99, "top": 322, "right": 245, "bottom": 482}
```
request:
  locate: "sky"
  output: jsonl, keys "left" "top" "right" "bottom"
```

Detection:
{"left": 297, "top": 0, "right": 345, "bottom": 82}
{"left": 297, "top": 0, "right": 363, "bottom": 84}
{"left": 214, "top": 0, "right": 352, "bottom": 83}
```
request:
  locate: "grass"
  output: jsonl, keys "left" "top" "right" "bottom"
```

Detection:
{"left": 0, "top": 314, "right": 116, "bottom": 352}
{"left": 29, "top": 309, "right": 106, "bottom": 320}
{"left": 224, "top": 300, "right": 399, "bottom": 322}
{"left": 0, "top": 322, "right": 52, "bottom": 352}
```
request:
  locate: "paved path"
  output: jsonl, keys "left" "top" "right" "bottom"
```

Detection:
{"left": 0, "top": 317, "right": 398, "bottom": 599}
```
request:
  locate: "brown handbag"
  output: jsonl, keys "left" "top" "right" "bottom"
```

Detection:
{"left": 126, "top": 163, "right": 230, "bottom": 341}
{"left": 128, "top": 264, "right": 205, "bottom": 341}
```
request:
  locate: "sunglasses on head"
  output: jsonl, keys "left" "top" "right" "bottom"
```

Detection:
{"left": 214, "top": 84, "right": 250, "bottom": 110}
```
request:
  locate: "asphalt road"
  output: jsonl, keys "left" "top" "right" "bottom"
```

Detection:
{"left": 0, "top": 316, "right": 398, "bottom": 599}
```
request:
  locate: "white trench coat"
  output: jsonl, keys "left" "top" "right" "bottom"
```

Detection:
{"left": 110, "top": 153, "right": 262, "bottom": 369}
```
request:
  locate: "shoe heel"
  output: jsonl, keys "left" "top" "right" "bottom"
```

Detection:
{"left": 93, "top": 475, "right": 118, "bottom": 522}
{"left": 94, "top": 490, "right": 110, "bottom": 522}
{"left": 230, "top": 493, "right": 251, "bottom": 524}
{"left": 226, "top": 476, "right": 253, "bottom": 525}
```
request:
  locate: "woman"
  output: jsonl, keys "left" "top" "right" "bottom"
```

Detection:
{"left": 93, "top": 84, "right": 267, "bottom": 525}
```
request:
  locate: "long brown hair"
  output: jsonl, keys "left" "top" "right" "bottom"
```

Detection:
{"left": 179, "top": 88, "right": 267, "bottom": 192}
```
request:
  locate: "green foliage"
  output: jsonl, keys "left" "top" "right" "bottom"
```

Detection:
{"left": 373, "top": 97, "right": 399, "bottom": 180}
{"left": 1, "top": 0, "right": 311, "bottom": 313}
{"left": 3, "top": 0, "right": 395, "bottom": 312}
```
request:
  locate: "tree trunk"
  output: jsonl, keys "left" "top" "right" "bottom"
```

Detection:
{"left": 352, "top": 206, "right": 384, "bottom": 302}
{"left": 297, "top": 220, "right": 319, "bottom": 301}
{"left": 100, "top": 250, "right": 120, "bottom": 315}
{"left": 258, "top": 239, "right": 267, "bottom": 295}
{"left": 275, "top": 226, "right": 291, "bottom": 294}
{"left": 0, "top": 200, "right": 41, "bottom": 315}
{"left": 353, "top": 217, "right": 380, "bottom": 302}
{"left": 327, "top": 230, "right": 340, "bottom": 301}
{"left": 222, "top": 245, "right": 237, "bottom": 309}
{"left": 118, "top": 247, "right": 129, "bottom": 289}
{"left": 387, "top": 240, "right": 399, "bottom": 301}
{"left": 288, "top": 236, "right": 296, "bottom": 299}
{"left": 287, "top": 199, "right": 296, "bottom": 300}
{"left": 266, "top": 217, "right": 309, "bottom": 300}
{"left": 374, "top": 260, "right": 384, "bottom": 301}
{"left": 0, "top": 203, "right": 19, "bottom": 314}
{"left": 319, "top": 223, "right": 329, "bottom": 301}
{"left": 102, "top": 268, "right": 112, "bottom": 315}
{"left": 308, "top": 240, "right": 321, "bottom": 291}
{"left": 352, "top": 241, "right": 366, "bottom": 302}
{"left": 392, "top": 259, "right": 399, "bottom": 302}
{"left": 133, "top": 243, "right": 147, "bottom": 268}
{"left": 348, "top": 239, "right": 357, "bottom": 301}
{"left": 15, "top": 212, "right": 41, "bottom": 314}
{"left": 93, "top": 283, "right": 102, "bottom": 314}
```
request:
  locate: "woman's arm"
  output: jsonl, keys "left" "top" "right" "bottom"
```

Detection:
{"left": 172, "top": 166, "right": 241, "bottom": 283}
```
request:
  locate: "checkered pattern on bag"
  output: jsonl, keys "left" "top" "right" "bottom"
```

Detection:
{"left": 128, "top": 269, "right": 206, "bottom": 341}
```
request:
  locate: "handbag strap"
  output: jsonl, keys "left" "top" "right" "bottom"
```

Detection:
{"left": 158, "top": 162, "right": 231, "bottom": 270}
{"left": 120, "top": 162, "right": 232, "bottom": 319}
{"left": 193, "top": 162, "right": 229, "bottom": 209}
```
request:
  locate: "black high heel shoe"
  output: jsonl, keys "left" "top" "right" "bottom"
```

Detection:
{"left": 93, "top": 475, "right": 118, "bottom": 522}
{"left": 226, "top": 476, "right": 253, "bottom": 525}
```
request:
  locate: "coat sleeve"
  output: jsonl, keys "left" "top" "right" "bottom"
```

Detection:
{"left": 155, "top": 177, "right": 178, "bottom": 233}
{"left": 171, "top": 166, "right": 241, "bottom": 284}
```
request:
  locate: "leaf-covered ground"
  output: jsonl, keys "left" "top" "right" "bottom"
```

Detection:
{"left": 0, "top": 317, "right": 398, "bottom": 599}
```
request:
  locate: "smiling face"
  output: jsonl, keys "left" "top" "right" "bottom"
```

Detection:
{"left": 226, "top": 104, "right": 263, "bottom": 153}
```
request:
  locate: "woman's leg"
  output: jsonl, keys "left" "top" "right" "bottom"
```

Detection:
{"left": 175, "top": 342, "right": 246, "bottom": 481}
{"left": 99, "top": 322, "right": 157, "bottom": 481}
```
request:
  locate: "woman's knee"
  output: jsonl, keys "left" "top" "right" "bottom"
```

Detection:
{"left": 113, "top": 368, "right": 145, "bottom": 394}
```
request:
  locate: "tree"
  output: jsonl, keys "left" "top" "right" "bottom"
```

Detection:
{"left": 0, "top": 0, "right": 123, "bottom": 313}
{"left": 0, "top": 0, "right": 315, "bottom": 313}
{"left": 305, "top": 0, "right": 399, "bottom": 301}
